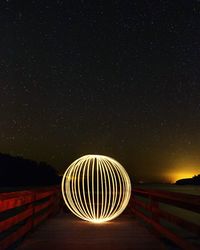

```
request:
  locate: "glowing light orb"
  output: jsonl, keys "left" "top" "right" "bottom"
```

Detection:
{"left": 61, "top": 155, "right": 131, "bottom": 223}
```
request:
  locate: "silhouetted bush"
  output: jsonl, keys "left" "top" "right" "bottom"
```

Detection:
{"left": 0, "top": 153, "right": 60, "bottom": 187}
{"left": 176, "top": 174, "right": 200, "bottom": 185}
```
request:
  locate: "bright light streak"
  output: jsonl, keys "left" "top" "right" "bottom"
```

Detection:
{"left": 61, "top": 155, "right": 131, "bottom": 223}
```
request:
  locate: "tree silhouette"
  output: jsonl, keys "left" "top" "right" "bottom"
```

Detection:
{"left": 176, "top": 174, "right": 200, "bottom": 185}
{"left": 0, "top": 153, "right": 60, "bottom": 187}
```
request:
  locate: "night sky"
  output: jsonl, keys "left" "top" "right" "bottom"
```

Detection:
{"left": 1, "top": 0, "right": 200, "bottom": 183}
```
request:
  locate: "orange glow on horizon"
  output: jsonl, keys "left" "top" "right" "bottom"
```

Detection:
{"left": 163, "top": 158, "right": 200, "bottom": 183}
{"left": 165, "top": 171, "right": 198, "bottom": 184}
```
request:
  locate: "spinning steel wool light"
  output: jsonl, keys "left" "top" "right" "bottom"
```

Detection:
{"left": 61, "top": 155, "right": 131, "bottom": 223}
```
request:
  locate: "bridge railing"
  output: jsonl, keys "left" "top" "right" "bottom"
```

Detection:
{"left": 0, "top": 186, "right": 61, "bottom": 250}
{"left": 130, "top": 188, "right": 200, "bottom": 250}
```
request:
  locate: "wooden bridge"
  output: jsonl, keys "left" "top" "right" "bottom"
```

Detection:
{"left": 0, "top": 187, "right": 200, "bottom": 250}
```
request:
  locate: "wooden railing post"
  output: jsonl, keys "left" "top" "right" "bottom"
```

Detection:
{"left": 129, "top": 193, "right": 136, "bottom": 215}
{"left": 31, "top": 191, "right": 36, "bottom": 231}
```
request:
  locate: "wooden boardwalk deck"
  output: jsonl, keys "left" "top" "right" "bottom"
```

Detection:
{"left": 18, "top": 212, "right": 166, "bottom": 250}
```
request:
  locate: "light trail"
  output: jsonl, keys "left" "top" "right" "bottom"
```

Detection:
{"left": 61, "top": 155, "right": 131, "bottom": 223}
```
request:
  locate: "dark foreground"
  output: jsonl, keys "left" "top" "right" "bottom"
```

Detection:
{"left": 18, "top": 212, "right": 166, "bottom": 250}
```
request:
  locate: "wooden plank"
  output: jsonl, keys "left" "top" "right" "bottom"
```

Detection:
{"left": 18, "top": 213, "right": 167, "bottom": 250}
{"left": 132, "top": 197, "right": 150, "bottom": 211}
{"left": 35, "top": 190, "right": 56, "bottom": 200}
{"left": 133, "top": 188, "right": 200, "bottom": 201}
{"left": 0, "top": 187, "right": 58, "bottom": 210}
{"left": 157, "top": 208, "right": 200, "bottom": 236}
{"left": 33, "top": 207, "right": 53, "bottom": 227}
{"left": 132, "top": 197, "right": 200, "bottom": 235}
{"left": 0, "top": 191, "right": 33, "bottom": 199}
{"left": 34, "top": 197, "right": 54, "bottom": 213}
{"left": 0, "top": 219, "right": 32, "bottom": 250}
{"left": 0, "top": 192, "right": 34, "bottom": 213}
{"left": 131, "top": 207, "right": 199, "bottom": 250}
{"left": 0, "top": 187, "right": 60, "bottom": 250}
{"left": 133, "top": 189, "right": 200, "bottom": 213}
{"left": 0, "top": 206, "right": 33, "bottom": 233}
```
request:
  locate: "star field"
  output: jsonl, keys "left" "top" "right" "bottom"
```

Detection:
{"left": 1, "top": 0, "right": 200, "bottom": 182}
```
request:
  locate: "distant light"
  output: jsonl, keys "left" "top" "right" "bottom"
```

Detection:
{"left": 61, "top": 155, "right": 131, "bottom": 223}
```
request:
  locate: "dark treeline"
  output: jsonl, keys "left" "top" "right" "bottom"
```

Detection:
{"left": 176, "top": 175, "right": 200, "bottom": 185}
{"left": 0, "top": 153, "right": 60, "bottom": 187}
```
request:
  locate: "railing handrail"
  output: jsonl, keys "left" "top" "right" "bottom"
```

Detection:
{"left": 0, "top": 186, "right": 61, "bottom": 250}
{"left": 131, "top": 188, "right": 200, "bottom": 250}
{"left": 133, "top": 188, "right": 200, "bottom": 213}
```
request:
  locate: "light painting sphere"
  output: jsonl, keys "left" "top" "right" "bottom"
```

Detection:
{"left": 61, "top": 155, "right": 131, "bottom": 223}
